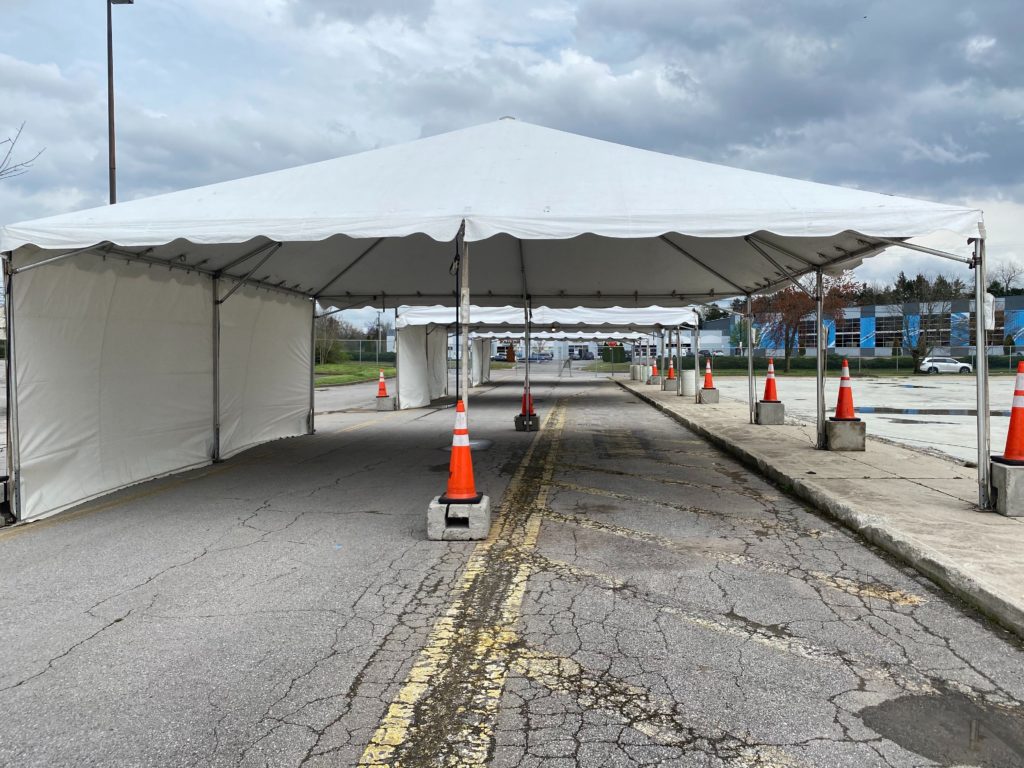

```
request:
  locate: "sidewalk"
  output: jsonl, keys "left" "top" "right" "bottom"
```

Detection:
{"left": 617, "top": 379, "right": 1024, "bottom": 640}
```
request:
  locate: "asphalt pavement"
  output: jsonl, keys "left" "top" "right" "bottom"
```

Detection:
{"left": 0, "top": 369, "right": 1022, "bottom": 767}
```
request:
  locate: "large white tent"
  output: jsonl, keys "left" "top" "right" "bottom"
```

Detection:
{"left": 0, "top": 119, "right": 987, "bottom": 521}
{"left": 393, "top": 305, "right": 699, "bottom": 408}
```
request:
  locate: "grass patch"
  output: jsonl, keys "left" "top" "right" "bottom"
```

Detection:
{"left": 314, "top": 362, "right": 395, "bottom": 387}
{"left": 490, "top": 361, "right": 516, "bottom": 369}
{"left": 581, "top": 361, "right": 631, "bottom": 372}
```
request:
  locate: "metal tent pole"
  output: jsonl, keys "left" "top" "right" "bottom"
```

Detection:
{"left": 816, "top": 269, "right": 827, "bottom": 449}
{"left": 676, "top": 328, "right": 683, "bottom": 396}
{"left": 308, "top": 299, "right": 316, "bottom": 434}
{"left": 973, "top": 230, "right": 991, "bottom": 509}
{"left": 458, "top": 229, "right": 471, "bottom": 408}
{"left": 746, "top": 295, "right": 755, "bottom": 424}
{"left": 212, "top": 277, "right": 221, "bottom": 462}
{"left": 693, "top": 323, "right": 701, "bottom": 403}
{"left": 3, "top": 257, "right": 22, "bottom": 520}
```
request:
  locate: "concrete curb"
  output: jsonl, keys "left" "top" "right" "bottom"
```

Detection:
{"left": 617, "top": 380, "right": 1024, "bottom": 641}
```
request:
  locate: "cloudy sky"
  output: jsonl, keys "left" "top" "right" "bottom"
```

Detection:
{"left": 2, "top": 0, "right": 1022, "bottom": 314}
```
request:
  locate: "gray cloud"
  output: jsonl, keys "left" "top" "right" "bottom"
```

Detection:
{"left": 2, "top": 0, "right": 1022, "bottom": 279}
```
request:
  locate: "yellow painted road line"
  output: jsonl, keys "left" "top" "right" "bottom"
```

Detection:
{"left": 359, "top": 404, "right": 565, "bottom": 766}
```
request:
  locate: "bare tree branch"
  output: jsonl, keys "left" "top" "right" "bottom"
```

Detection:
{"left": 0, "top": 123, "right": 46, "bottom": 181}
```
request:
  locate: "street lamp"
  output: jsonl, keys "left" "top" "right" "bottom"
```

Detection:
{"left": 107, "top": 0, "right": 133, "bottom": 204}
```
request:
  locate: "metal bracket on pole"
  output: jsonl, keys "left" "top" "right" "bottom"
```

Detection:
{"left": 216, "top": 243, "right": 282, "bottom": 305}
{"left": 858, "top": 237, "right": 972, "bottom": 265}
{"left": 11, "top": 243, "right": 110, "bottom": 275}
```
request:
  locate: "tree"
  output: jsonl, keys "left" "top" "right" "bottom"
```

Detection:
{"left": 1, "top": 123, "right": 44, "bottom": 181}
{"left": 887, "top": 272, "right": 968, "bottom": 374}
{"left": 314, "top": 315, "right": 362, "bottom": 364}
{"left": 751, "top": 272, "right": 856, "bottom": 372}
{"left": 702, "top": 303, "right": 731, "bottom": 321}
{"left": 989, "top": 261, "right": 1024, "bottom": 296}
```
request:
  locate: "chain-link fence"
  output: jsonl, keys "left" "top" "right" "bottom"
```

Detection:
{"left": 315, "top": 338, "right": 395, "bottom": 365}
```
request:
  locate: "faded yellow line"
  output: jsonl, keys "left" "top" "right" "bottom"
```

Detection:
{"left": 359, "top": 404, "right": 565, "bottom": 766}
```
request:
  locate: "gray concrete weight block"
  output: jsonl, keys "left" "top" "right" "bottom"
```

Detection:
{"left": 376, "top": 396, "right": 395, "bottom": 411}
{"left": 427, "top": 496, "right": 492, "bottom": 540}
{"left": 990, "top": 461, "right": 1024, "bottom": 517}
{"left": 648, "top": 375, "right": 662, "bottom": 385}
{"left": 662, "top": 377, "right": 679, "bottom": 391}
{"left": 514, "top": 413, "right": 540, "bottom": 432}
{"left": 755, "top": 401, "right": 785, "bottom": 425}
{"left": 826, "top": 419, "right": 866, "bottom": 451}
{"left": 699, "top": 388, "right": 720, "bottom": 404}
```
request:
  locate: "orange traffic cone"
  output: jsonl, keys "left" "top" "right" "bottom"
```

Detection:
{"left": 440, "top": 399, "right": 482, "bottom": 503}
{"left": 666, "top": 358, "right": 676, "bottom": 380}
{"left": 762, "top": 358, "right": 780, "bottom": 402}
{"left": 998, "top": 361, "right": 1024, "bottom": 463}
{"left": 702, "top": 359, "right": 715, "bottom": 389}
{"left": 520, "top": 390, "right": 536, "bottom": 416}
{"left": 376, "top": 369, "right": 388, "bottom": 398}
{"left": 831, "top": 359, "right": 858, "bottom": 421}
{"left": 651, "top": 361, "right": 659, "bottom": 377}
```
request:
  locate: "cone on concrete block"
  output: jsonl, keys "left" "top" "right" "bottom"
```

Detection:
{"left": 520, "top": 390, "right": 536, "bottom": 417}
{"left": 762, "top": 358, "right": 780, "bottom": 402}
{"left": 376, "top": 369, "right": 389, "bottom": 398}
{"left": 998, "top": 361, "right": 1024, "bottom": 464}
{"left": 440, "top": 399, "right": 483, "bottom": 503}
{"left": 702, "top": 359, "right": 715, "bottom": 389}
{"left": 666, "top": 358, "right": 676, "bottom": 380}
{"left": 831, "top": 359, "right": 858, "bottom": 421}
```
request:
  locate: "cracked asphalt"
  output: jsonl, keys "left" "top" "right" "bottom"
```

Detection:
{"left": 0, "top": 371, "right": 1022, "bottom": 767}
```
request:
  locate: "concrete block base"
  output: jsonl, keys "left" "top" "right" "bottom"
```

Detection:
{"left": 990, "top": 460, "right": 1024, "bottom": 517}
{"left": 699, "top": 388, "right": 720, "bottom": 404}
{"left": 661, "top": 377, "right": 678, "bottom": 391}
{"left": 755, "top": 401, "right": 785, "bottom": 425}
{"left": 514, "top": 413, "right": 540, "bottom": 432}
{"left": 826, "top": 419, "right": 865, "bottom": 451}
{"left": 648, "top": 375, "right": 662, "bottom": 385}
{"left": 376, "top": 396, "right": 395, "bottom": 411}
{"left": 427, "top": 495, "right": 492, "bottom": 540}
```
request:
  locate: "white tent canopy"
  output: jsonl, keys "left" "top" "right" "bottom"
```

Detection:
{"left": 396, "top": 305, "right": 699, "bottom": 332}
{"left": 470, "top": 331, "right": 643, "bottom": 341}
{"left": 394, "top": 305, "right": 696, "bottom": 408}
{"left": 2, "top": 119, "right": 980, "bottom": 308}
{"left": 0, "top": 119, "right": 987, "bottom": 521}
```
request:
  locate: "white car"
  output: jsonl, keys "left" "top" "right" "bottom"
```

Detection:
{"left": 919, "top": 357, "right": 973, "bottom": 374}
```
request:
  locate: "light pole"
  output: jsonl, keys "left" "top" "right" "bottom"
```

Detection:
{"left": 107, "top": 0, "right": 133, "bottom": 204}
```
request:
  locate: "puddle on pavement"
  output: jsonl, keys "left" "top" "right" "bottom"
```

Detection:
{"left": 885, "top": 418, "right": 957, "bottom": 425}
{"left": 860, "top": 692, "right": 1024, "bottom": 767}
{"left": 858, "top": 407, "right": 1012, "bottom": 417}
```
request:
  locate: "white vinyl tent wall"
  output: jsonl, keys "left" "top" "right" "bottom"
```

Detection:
{"left": 395, "top": 326, "right": 450, "bottom": 409}
{"left": 8, "top": 252, "right": 312, "bottom": 521}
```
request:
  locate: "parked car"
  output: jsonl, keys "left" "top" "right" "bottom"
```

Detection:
{"left": 699, "top": 350, "right": 725, "bottom": 357}
{"left": 918, "top": 357, "right": 973, "bottom": 374}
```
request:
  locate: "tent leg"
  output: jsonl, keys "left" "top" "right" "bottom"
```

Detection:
{"left": 693, "top": 325, "right": 701, "bottom": 404}
{"left": 212, "top": 277, "right": 222, "bottom": 462}
{"left": 816, "top": 269, "right": 827, "bottom": 449}
{"left": 675, "top": 328, "right": 682, "bottom": 396}
{"left": 746, "top": 295, "right": 755, "bottom": 424}
{"left": 4, "top": 258, "right": 21, "bottom": 522}
{"left": 973, "top": 232, "right": 992, "bottom": 509}
{"left": 308, "top": 299, "right": 316, "bottom": 433}
{"left": 458, "top": 231, "right": 470, "bottom": 408}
